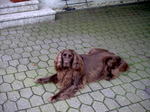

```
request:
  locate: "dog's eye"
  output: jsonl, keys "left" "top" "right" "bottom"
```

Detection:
{"left": 68, "top": 55, "right": 72, "bottom": 58}
{"left": 63, "top": 54, "right": 67, "bottom": 56}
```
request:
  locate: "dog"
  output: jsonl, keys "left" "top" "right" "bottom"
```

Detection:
{"left": 35, "top": 48, "right": 129, "bottom": 102}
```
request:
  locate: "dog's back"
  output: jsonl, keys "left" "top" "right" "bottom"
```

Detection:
{"left": 80, "top": 49, "right": 128, "bottom": 83}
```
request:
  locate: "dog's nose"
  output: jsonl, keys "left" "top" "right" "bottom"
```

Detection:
{"left": 64, "top": 62, "right": 70, "bottom": 67}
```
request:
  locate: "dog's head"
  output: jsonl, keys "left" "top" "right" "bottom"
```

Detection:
{"left": 55, "top": 49, "right": 83, "bottom": 71}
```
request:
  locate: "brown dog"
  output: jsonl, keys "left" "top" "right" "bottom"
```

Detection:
{"left": 35, "top": 48, "right": 128, "bottom": 102}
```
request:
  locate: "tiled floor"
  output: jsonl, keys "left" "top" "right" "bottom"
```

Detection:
{"left": 0, "top": 2, "right": 150, "bottom": 112}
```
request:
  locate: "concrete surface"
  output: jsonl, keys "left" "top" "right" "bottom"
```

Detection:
{"left": 0, "top": 2, "right": 150, "bottom": 112}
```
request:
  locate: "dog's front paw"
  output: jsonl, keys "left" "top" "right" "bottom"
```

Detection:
{"left": 35, "top": 78, "right": 49, "bottom": 84}
{"left": 35, "top": 78, "right": 44, "bottom": 84}
{"left": 49, "top": 95, "right": 58, "bottom": 103}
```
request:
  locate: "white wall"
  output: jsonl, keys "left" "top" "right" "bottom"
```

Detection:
{"left": 39, "top": 0, "right": 66, "bottom": 9}
{"left": 39, "top": 0, "right": 139, "bottom": 9}
{"left": 89, "top": 0, "right": 138, "bottom": 7}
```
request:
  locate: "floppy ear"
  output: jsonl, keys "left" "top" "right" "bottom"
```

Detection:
{"left": 72, "top": 50, "right": 83, "bottom": 70}
{"left": 54, "top": 51, "right": 63, "bottom": 71}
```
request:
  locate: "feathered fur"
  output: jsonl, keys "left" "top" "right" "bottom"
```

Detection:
{"left": 36, "top": 48, "right": 129, "bottom": 102}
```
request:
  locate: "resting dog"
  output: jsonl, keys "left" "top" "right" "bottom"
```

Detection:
{"left": 35, "top": 48, "right": 128, "bottom": 102}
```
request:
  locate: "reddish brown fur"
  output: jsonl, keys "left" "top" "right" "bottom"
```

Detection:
{"left": 35, "top": 48, "right": 128, "bottom": 102}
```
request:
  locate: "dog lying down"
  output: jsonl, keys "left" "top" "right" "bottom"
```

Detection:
{"left": 35, "top": 48, "right": 129, "bottom": 102}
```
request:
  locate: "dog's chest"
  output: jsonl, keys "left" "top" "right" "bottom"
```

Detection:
{"left": 57, "top": 70, "right": 73, "bottom": 88}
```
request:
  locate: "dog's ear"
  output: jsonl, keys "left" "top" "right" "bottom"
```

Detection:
{"left": 54, "top": 51, "right": 63, "bottom": 71}
{"left": 71, "top": 50, "right": 83, "bottom": 70}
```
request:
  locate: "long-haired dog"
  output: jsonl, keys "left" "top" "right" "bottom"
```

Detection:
{"left": 35, "top": 48, "right": 128, "bottom": 102}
